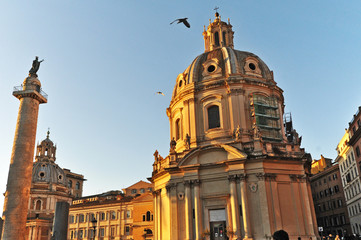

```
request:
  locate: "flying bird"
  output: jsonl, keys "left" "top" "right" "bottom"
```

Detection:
{"left": 156, "top": 91, "right": 165, "bottom": 96}
{"left": 170, "top": 18, "right": 190, "bottom": 28}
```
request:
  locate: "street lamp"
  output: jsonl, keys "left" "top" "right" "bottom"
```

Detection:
{"left": 91, "top": 218, "right": 97, "bottom": 239}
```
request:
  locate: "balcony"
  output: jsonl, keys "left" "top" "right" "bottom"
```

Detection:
{"left": 13, "top": 85, "right": 48, "bottom": 100}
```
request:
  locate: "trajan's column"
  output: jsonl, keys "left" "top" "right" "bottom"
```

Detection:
{"left": 2, "top": 57, "right": 47, "bottom": 240}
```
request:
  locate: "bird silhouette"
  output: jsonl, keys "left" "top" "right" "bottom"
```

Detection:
{"left": 170, "top": 18, "right": 190, "bottom": 28}
{"left": 156, "top": 91, "right": 165, "bottom": 96}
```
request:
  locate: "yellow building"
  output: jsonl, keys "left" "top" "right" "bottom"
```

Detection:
{"left": 150, "top": 12, "right": 318, "bottom": 240}
{"left": 68, "top": 181, "right": 153, "bottom": 240}
{"left": 311, "top": 155, "right": 332, "bottom": 175}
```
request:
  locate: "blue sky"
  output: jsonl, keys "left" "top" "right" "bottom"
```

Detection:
{"left": 1, "top": 1, "right": 361, "bottom": 212}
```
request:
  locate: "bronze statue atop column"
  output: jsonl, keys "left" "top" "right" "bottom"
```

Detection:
{"left": 29, "top": 56, "right": 44, "bottom": 77}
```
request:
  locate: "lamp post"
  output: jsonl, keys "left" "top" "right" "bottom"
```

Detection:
{"left": 91, "top": 218, "right": 97, "bottom": 240}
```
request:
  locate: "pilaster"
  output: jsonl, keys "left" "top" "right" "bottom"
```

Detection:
{"left": 228, "top": 175, "right": 241, "bottom": 240}
{"left": 193, "top": 180, "right": 202, "bottom": 240}
{"left": 239, "top": 174, "right": 252, "bottom": 240}
{"left": 184, "top": 180, "right": 193, "bottom": 240}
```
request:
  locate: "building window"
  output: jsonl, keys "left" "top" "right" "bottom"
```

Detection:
{"left": 68, "top": 180, "right": 73, "bottom": 188}
{"left": 70, "top": 230, "right": 74, "bottom": 239}
{"left": 140, "top": 188, "right": 145, "bottom": 193}
{"left": 79, "top": 230, "right": 83, "bottom": 239}
{"left": 99, "top": 228, "right": 105, "bottom": 237}
{"left": 175, "top": 118, "right": 181, "bottom": 140}
{"left": 76, "top": 181, "right": 80, "bottom": 190}
{"left": 69, "top": 215, "right": 75, "bottom": 224}
{"left": 79, "top": 214, "right": 85, "bottom": 223}
{"left": 89, "top": 229, "right": 95, "bottom": 238}
{"left": 357, "top": 146, "right": 360, "bottom": 157}
{"left": 208, "top": 105, "right": 220, "bottom": 129}
{"left": 111, "top": 227, "right": 115, "bottom": 237}
{"left": 100, "top": 212, "right": 106, "bottom": 221}
{"left": 125, "top": 226, "right": 130, "bottom": 235}
{"left": 214, "top": 31, "right": 220, "bottom": 46}
{"left": 131, "top": 189, "right": 137, "bottom": 194}
{"left": 222, "top": 31, "right": 227, "bottom": 45}
{"left": 146, "top": 211, "right": 151, "bottom": 221}
{"left": 35, "top": 200, "right": 42, "bottom": 210}
{"left": 126, "top": 210, "right": 131, "bottom": 218}
{"left": 111, "top": 211, "right": 116, "bottom": 220}
{"left": 143, "top": 215, "right": 146, "bottom": 221}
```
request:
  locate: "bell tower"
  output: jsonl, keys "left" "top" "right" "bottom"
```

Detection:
{"left": 35, "top": 130, "right": 57, "bottom": 163}
{"left": 2, "top": 57, "right": 47, "bottom": 239}
{"left": 203, "top": 11, "right": 234, "bottom": 52}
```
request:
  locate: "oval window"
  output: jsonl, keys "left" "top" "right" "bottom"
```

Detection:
{"left": 207, "top": 65, "right": 216, "bottom": 73}
{"left": 249, "top": 63, "right": 256, "bottom": 70}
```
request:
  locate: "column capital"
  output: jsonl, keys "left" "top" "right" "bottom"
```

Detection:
{"left": 184, "top": 180, "right": 192, "bottom": 187}
{"left": 152, "top": 189, "right": 162, "bottom": 196}
{"left": 256, "top": 173, "right": 266, "bottom": 181}
{"left": 289, "top": 174, "right": 306, "bottom": 182}
{"left": 192, "top": 179, "right": 201, "bottom": 186}
{"left": 228, "top": 175, "right": 237, "bottom": 182}
{"left": 289, "top": 174, "right": 298, "bottom": 182}
{"left": 166, "top": 183, "right": 177, "bottom": 192}
{"left": 265, "top": 173, "right": 277, "bottom": 181}
{"left": 239, "top": 174, "right": 248, "bottom": 182}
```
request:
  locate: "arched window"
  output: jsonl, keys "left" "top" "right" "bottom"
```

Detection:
{"left": 175, "top": 119, "right": 180, "bottom": 140}
{"left": 76, "top": 181, "right": 80, "bottom": 190}
{"left": 68, "top": 180, "right": 73, "bottom": 188}
{"left": 208, "top": 105, "right": 220, "bottom": 129}
{"left": 35, "top": 200, "right": 41, "bottom": 210}
{"left": 222, "top": 31, "right": 227, "bottom": 45}
{"left": 146, "top": 211, "right": 151, "bottom": 221}
{"left": 214, "top": 32, "right": 220, "bottom": 46}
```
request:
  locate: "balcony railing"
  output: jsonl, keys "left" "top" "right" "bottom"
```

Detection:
{"left": 13, "top": 85, "right": 48, "bottom": 100}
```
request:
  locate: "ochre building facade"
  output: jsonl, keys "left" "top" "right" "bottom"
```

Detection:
{"left": 150, "top": 12, "right": 318, "bottom": 240}
{"left": 68, "top": 181, "right": 153, "bottom": 240}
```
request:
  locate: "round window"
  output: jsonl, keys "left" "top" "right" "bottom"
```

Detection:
{"left": 39, "top": 172, "right": 45, "bottom": 178}
{"left": 249, "top": 63, "right": 256, "bottom": 71}
{"left": 41, "top": 164, "right": 46, "bottom": 167}
{"left": 58, "top": 175, "right": 63, "bottom": 180}
{"left": 207, "top": 65, "right": 216, "bottom": 73}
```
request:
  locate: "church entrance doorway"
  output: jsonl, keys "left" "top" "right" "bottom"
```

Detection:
{"left": 210, "top": 221, "right": 226, "bottom": 240}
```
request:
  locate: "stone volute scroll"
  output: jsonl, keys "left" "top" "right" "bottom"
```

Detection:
{"left": 29, "top": 56, "right": 44, "bottom": 77}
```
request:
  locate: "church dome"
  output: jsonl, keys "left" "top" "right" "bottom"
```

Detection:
{"left": 32, "top": 131, "right": 67, "bottom": 185}
{"left": 172, "top": 48, "right": 275, "bottom": 100}
{"left": 32, "top": 161, "right": 67, "bottom": 186}
{"left": 167, "top": 12, "right": 287, "bottom": 152}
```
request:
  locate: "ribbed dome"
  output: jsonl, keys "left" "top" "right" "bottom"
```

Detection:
{"left": 172, "top": 47, "right": 275, "bottom": 100}
{"left": 32, "top": 161, "right": 67, "bottom": 186}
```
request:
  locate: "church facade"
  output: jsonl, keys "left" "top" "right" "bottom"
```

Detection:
{"left": 26, "top": 131, "right": 85, "bottom": 240}
{"left": 150, "top": 13, "right": 318, "bottom": 240}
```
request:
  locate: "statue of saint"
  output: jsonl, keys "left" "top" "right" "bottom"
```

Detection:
{"left": 185, "top": 134, "right": 191, "bottom": 149}
{"left": 153, "top": 150, "right": 159, "bottom": 161}
{"left": 29, "top": 56, "right": 44, "bottom": 77}
{"left": 170, "top": 138, "right": 177, "bottom": 152}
